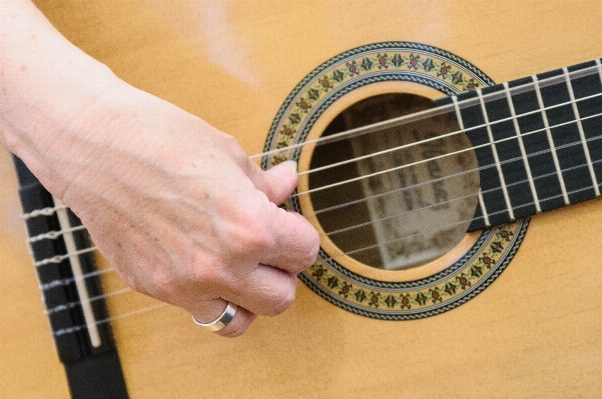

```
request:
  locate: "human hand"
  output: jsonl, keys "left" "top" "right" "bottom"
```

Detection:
{"left": 48, "top": 86, "right": 320, "bottom": 337}
{"left": 1, "top": 0, "right": 320, "bottom": 337}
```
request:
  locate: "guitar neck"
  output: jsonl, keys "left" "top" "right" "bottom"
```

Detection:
{"left": 439, "top": 59, "right": 602, "bottom": 231}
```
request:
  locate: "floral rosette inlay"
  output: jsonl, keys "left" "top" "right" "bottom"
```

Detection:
{"left": 262, "top": 42, "right": 529, "bottom": 320}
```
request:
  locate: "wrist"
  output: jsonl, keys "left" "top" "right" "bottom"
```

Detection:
{"left": 0, "top": 0, "right": 125, "bottom": 196}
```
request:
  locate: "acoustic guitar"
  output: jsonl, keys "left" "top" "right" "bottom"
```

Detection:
{"left": 1, "top": 1, "right": 601, "bottom": 398}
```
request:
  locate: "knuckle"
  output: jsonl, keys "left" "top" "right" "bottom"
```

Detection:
{"left": 286, "top": 239, "right": 320, "bottom": 275}
{"left": 148, "top": 269, "right": 177, "bottom": 295}
{"left": 222, "top": 133, "right": 241, "bottom": 149}
{"left": 226, "top": 216, "right": 275, "bottom": 256}
{"left": 121, "top": 270, "right": 171, "bottom": 299}
{"left": 189, "top": 255, "right": 229, "bottom": 290}
{"left": 300, "top": 228, "right": 320, "bottom": 267}
{"left": 264, "top": 281, "right": 296, "bottom": 317}
{"left": 223, "top": 135, "right": 249, "bottom": 164}
{"left": 129, "top": 268, "right": 179, "bottom": 300}
{"left": 246, "top": 226, "right": 275, "bottom": 251}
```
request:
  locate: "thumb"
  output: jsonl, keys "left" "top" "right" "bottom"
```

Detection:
{"left": 254, "top": 160, "right": 299, "bottom": 205}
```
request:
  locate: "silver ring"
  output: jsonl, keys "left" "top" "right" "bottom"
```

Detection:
{"left": 192, "top": 302, "right": 237, "bottom": 332}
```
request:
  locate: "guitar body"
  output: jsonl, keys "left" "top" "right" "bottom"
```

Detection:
{"left": 2, "top": 1, "right": 602, "bottom": 397}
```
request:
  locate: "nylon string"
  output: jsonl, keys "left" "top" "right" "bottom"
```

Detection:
{"left": 25, "top": 63, "right": 602, "bottom": 335}
{"left": 250, "top": 63, "right": 601, "bottom": 162}
{"left": 34, "top": 146, "right": 602, "bottom": 335}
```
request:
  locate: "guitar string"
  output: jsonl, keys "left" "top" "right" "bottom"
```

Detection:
{"left": 38, "top": 267, "right": 113, "bottom": 291}
{"left": 20, "top": 71, "right": 602, "bottom": 224}
{"left": 249, "top": 63, "right": 601, "bottom": 162}
{"left": 27, "top": 65, "right": 602, "bottom": 331}
{"left": 28, "top": 224, "right": 87, "bottom": 244}
{"left": 315, "top": 126, "right": 602, "bottom": 224}
{"left": 32, "top": 112, "right": 602, "bottom": 263}
{"left": 45, "top": 287, "right": 131, "bottom": 316}
{"left": 31, "top": 109, "right": 602, "bottom": 288}
{"left": 36, "top": 153, "right": 602, "bottom": 321}
{"left": 44, "top": 170, "right": 600, "bottom": 338}
{"left": 37, "top": 69, "right": 602, "bottom": 336}
{"left": 51, "top": 303, "right": 169, "bottom": 339}
{"left": 292, "top": 90, "right": 602, "bottom": 197}
{"left": 24, "top": 89, "right": 602, "bottom": 239}
{"left": 21, "top": 203, "right": 68, "bottom": 221}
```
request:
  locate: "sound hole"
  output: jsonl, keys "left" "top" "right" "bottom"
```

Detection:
{"left": 309, "top": 93, "right": 480, "bottom": 270}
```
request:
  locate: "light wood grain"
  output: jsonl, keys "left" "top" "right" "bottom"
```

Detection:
{"left": 2, "top": 1, "right": 601, "bottom": 397}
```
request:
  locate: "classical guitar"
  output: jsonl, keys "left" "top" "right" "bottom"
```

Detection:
{"left": 2, "top": 1, "right": 602, "bottom": 398}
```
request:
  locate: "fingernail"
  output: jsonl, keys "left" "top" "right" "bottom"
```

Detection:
{"left": 279, "top": 160, "right": 298, "bottom": 171}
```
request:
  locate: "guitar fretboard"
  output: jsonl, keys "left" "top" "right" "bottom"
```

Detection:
{"left": 438, "top": 59, "right": 602, "bottom": 231}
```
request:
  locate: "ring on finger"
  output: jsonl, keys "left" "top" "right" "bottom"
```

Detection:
{"left": 192, "top": 302, "right": 237, "bottom": 332}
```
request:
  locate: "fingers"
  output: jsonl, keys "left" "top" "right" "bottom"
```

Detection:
{"left": 245, "top": 159, "right": 320, "bottom": 273}
{"left": 192, "top": 157, "right": 318, "bottom": 336}
{"left": 190, "top": 265, "right": 298, "bottom": 337}
{"left": 260, "top": 207, "right": 320, "bottom": 273}
{"left": 216, "top": 307, "right": 256, "bottom": 338}
{"left": 253, "top": 160, "right": 299, "bottom": 205}
{"left": 225, "top": 264, "right": 299, "bottom": 317}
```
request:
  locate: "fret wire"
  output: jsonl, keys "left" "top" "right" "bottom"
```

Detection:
{"left": 453, "top": 94, "right": 490, "bottom": 227}
{"left": 27, "top": 107, "right": 602, "bottom": 287}
{"left": 503, "top": 82, "right": 541, "bottom": 213}
{"left": 296, "top": 89, "right": 602, "bottom": 194}
{"left": 477, "top": 88, "right": 514, "bottom": 221}
{"left": 596, "top": 59, "right": 602, "bottom": 90}
{"left": 563, "top": 67, "right": 600, "bottom": 196}
{"left": 295, "top": 106, "right": 602, "bottom": 200}
{"left": 524, "top": 75, "right": 568, "bottom": 205}
{"left": 324, "top": 149, "right": 602, "bottom": 239}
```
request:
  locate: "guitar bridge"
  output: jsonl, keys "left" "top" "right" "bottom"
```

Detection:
{"left": 13, "top": 155, "right": 129, "bottom": 399}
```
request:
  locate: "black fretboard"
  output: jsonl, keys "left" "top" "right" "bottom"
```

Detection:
{"left": 437, "top": 59, "right": 602, "bottom": 231}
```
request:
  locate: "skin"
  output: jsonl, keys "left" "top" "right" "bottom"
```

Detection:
{"left": 0, "top": 0, "right": 320, "bottom": 337}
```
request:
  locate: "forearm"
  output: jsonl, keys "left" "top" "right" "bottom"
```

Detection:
{"left": 0, "top": 0, "right": 123, "bottom": 191}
